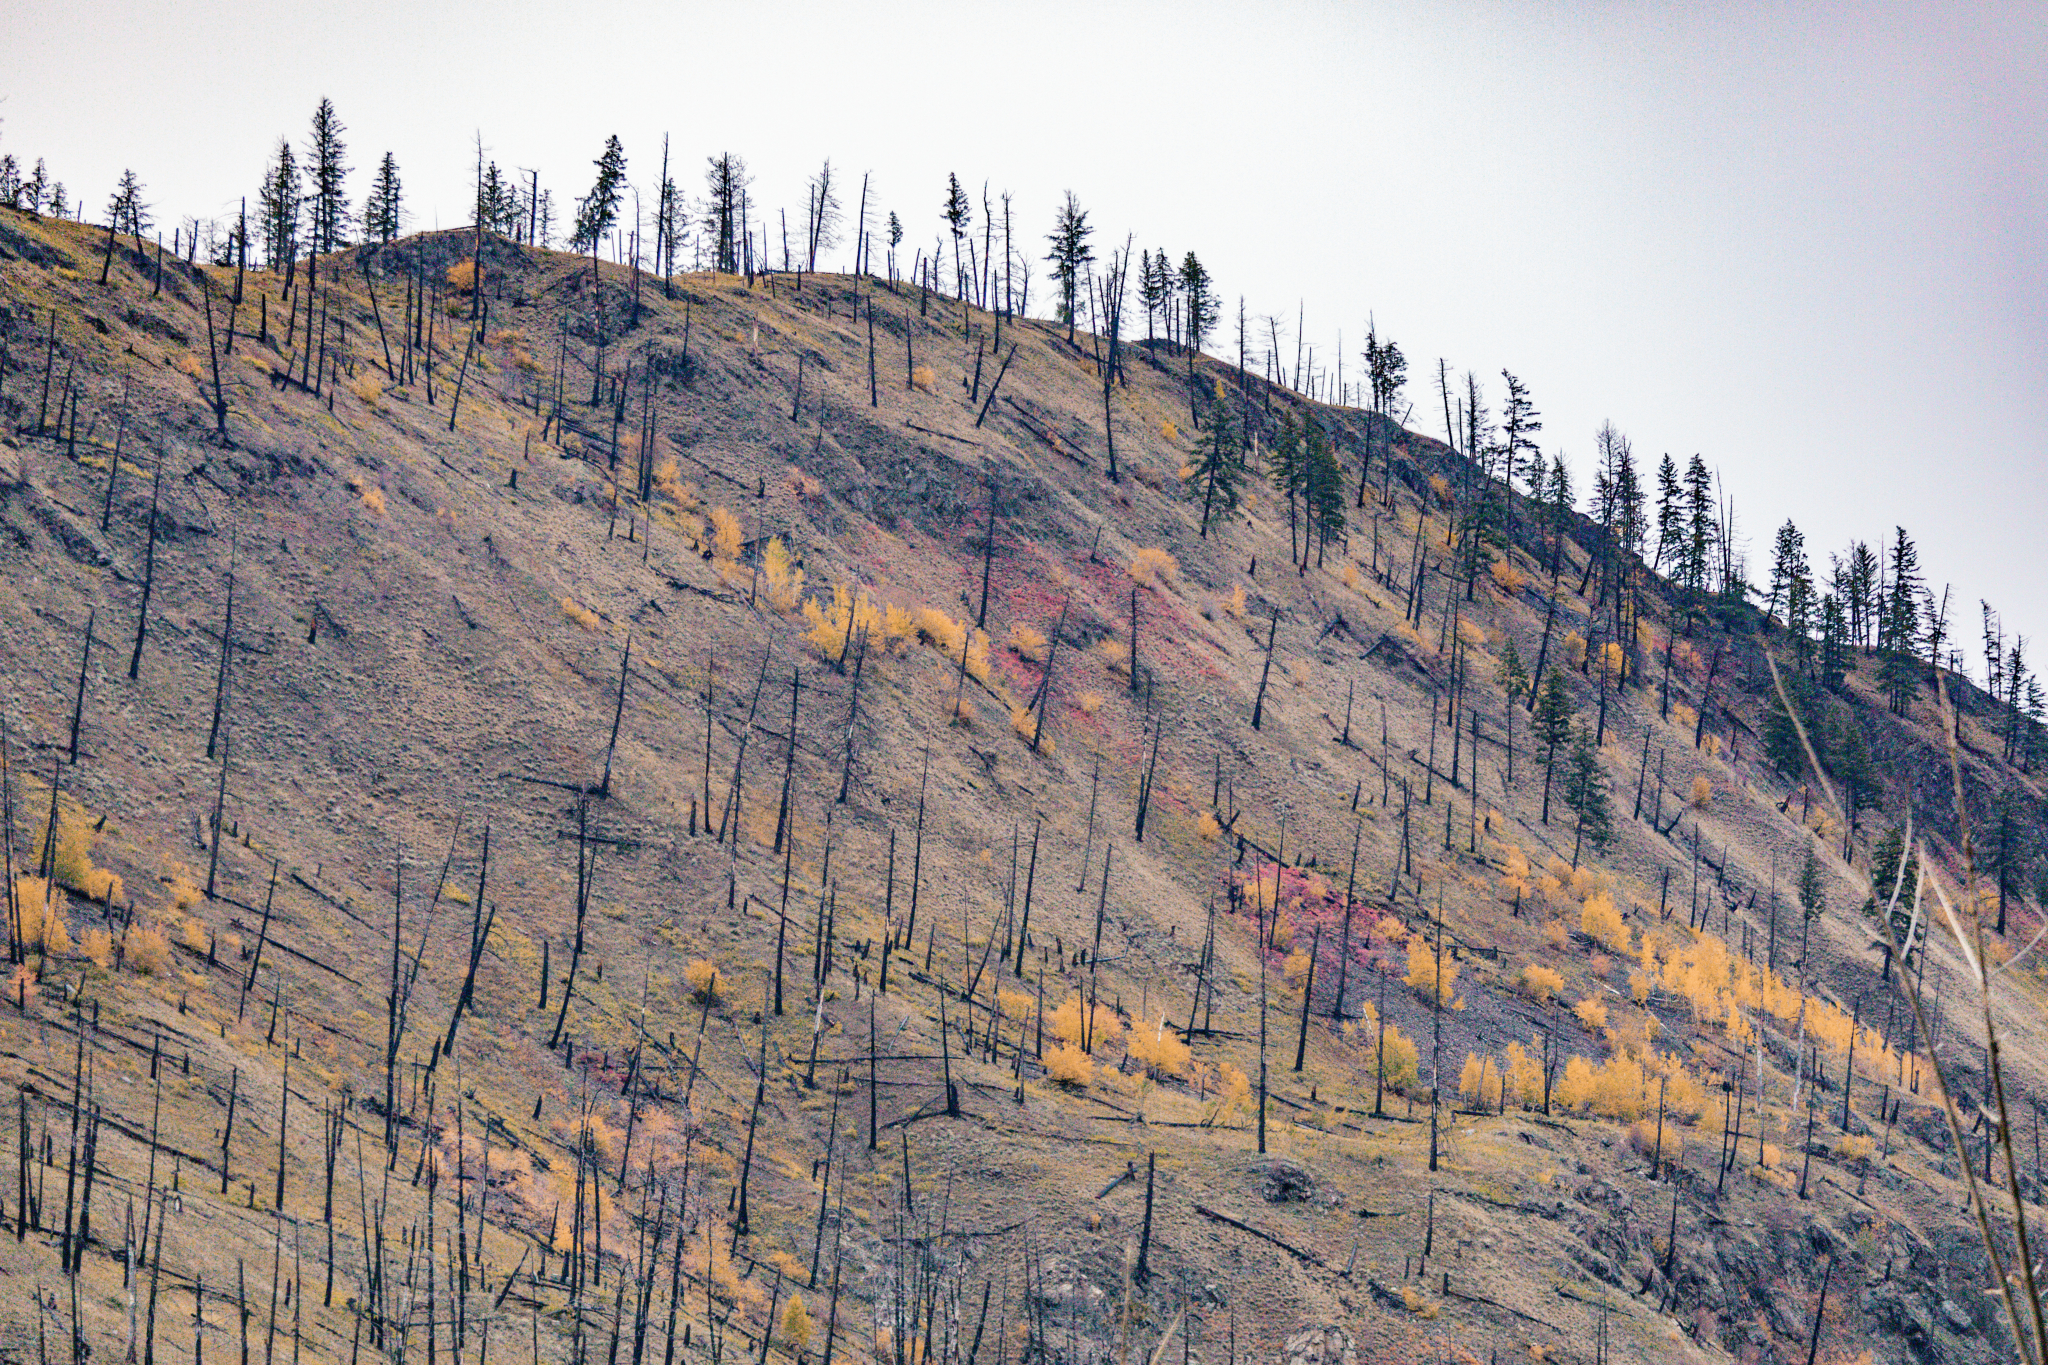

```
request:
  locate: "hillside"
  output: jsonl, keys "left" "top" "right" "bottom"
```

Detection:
{"left": 0, "top": 207, "right": 2043, "bottom": 1365}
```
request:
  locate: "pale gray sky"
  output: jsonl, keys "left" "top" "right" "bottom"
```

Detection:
{"left": 7, "top": 0, "right": 2044, "bottom": 677}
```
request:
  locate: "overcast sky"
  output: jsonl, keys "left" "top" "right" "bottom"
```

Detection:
{"left": 8, "top": 0, "right": 2044, "bottom": 679}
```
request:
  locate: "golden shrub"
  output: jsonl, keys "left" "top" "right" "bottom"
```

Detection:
{"left": 1223, "top": 585, "right": 1249, "bottom": 622}
{"left": 781, "top": 1294, "right": 813, "bottom": 1354}
{"left": 80, "top": 927, "right": 113, "bottom": 969}
{"left": 1050, "top": 993, "right": 1121, "bottom": 1051}
{"left": 51, "top": 807, "right": 121, "bottom": 903}
{"left": 1628, "top": 970, "right": 1655, "bottom": 1004}
{"left": 1161, "top": 419, "right": 1179, "bottom": 442}
{"left": 911, "top": 365, "right": 934, "bottom": 391}
{"left": 1689, "top": 776, "right": 1712, "bottom": 809}
{"left": 762, "top": 537, "right": 805, "bottom": 613}
{"left": 178, "top": 917, "right": 207, "bottom": 952}
{"left": 360, "top": 486, "right": 386, "bottom": 515}
{"left": 1125, "top": 1018, "right": 1191, "bottom": 1078}
{"left": 1503, "top": 1039, "right": 1545, "bottom": 1107}
{"left": 1008, "top": 706, "right": 1041, "bottom": 745}
{"left": 708, "top": 506, "right": 744, "bottom": 562}
{"left": 1458, "top": 1051, "right": 1505, "bottom": 1110}
{"left": 1488, "top": 560, "right": 1527, "bottom": 594}
{"left": 1195, "top": 811, "right": 1222, "bottom": 841}
{"left": 1580, "top": 892, "right": 1631, "bottom": 955}
{"left": 124, "top": 924, "right": 172, "bottom": 976}
{"left": 1573, "top": 997, "right": 1609, "bottom": 1031}
{"left": 686, "top": 959, "right": 721, "bottom": 1003}
{"left": 1043, "top": 1043, "right": 1093, "bottom": 1087}
{"left": 1079, "top": 690, "right": 1105, "bottom": 714}
{"left": 1376, "top": 1023, "right": 1421, "bottom": 1091}
{"left": 446, "top": 260, "right": 479, "bottom": 293}
{"left": 1007, "top": 624, "right": 1048, "bottom": 662}
{"left": 1519, "top": 964, "right": 1564, "bottom": 1004}
{"left": 1128, "top": 547, "right": 1178, "bottom": 589}
{"left": 559, "top": 597, "right": 600, "bottom": 630}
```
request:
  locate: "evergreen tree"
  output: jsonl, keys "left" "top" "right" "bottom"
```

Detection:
{"left": 1796, "top": 847, "right": 1826, "bottom": 965}
{"left": 1498, "top": 371, "right": 1542, "bottom": 542}
{"left": 1982, "top": 794, "right": 2027, "bottom": 935}
{"left": 1817, "top": 593, "right": 1849, "bottom": 692}
{"left": 0, "top": 155, "right": 18, "bottom": 209}
{"left": 23, "top": 159, "right": 48, "bottom": 214}
{"left": 574, "top": 135, "right": 627, "bottom": 257}
{"left": 1592, "top": 422, "right": 1645, "bottom": 558}
{"left": 303, "top": 97, "right": 350, "bottom": 255}
{"left": 941, "top": 172, "right": 970, "bottom": 295}
{"left": 885, "top": 210, "right": 903, "bottom": 281}
{"left": 1269, "top": 412, "right": 1306, "bottom": 554}
{"left": 105, "top": 168, "right": 149, "bottom": 242}
{"left": 1304, "top": 418, "right": 1345, "bottom": 565}
{"left": 704, "top": 153, "right": 749, "bottom": 274}
{"left": 1044, "top": 191, "right": 1093, "bottom": 342}
{"left": 363, "top": 152, "right": 402, "bottom": 244}
{"left": 1533, "top": 667, "right": 1574, "bottom": 824}
{"left": 48, "top": 181, "right": 66, "bottom": 217}
{"left": 1878, "top": 526, "right": 1921, "bottom": 714}
{"left": 655, "top": 172, "right": 683, "bottom": 278}
{"left": 1680, "top": 454, "right": 1716, "bottom": 594}
{"left": 1178, "top": 252, "right": 1217, "bottom": 355}
{"left": 1766, "top": 520, "right": 1807, "bottom": 627}
{"left": 1826, "top": 710, "right": 1881, "bottom": 840}
{"left": 1651, "top": 453, "right": 1683, "bottom": 573}
{"left": 1862, "top": 828, "right": 1920, "bottom": 921}
{"left": 1185, "top": 398, "right": 1245, "bottom": 536}
{"left": 1835, "top": 540, "right": 1879, "bottom": 649}
{"left": 259, "top": 138, "right": 300, "bottom": 269}
{"left": 1137, "top": 249, "right": 1167, "bottom": 341}
{"left": 1562, "top": 724, "right": 1612, "bottom": 866}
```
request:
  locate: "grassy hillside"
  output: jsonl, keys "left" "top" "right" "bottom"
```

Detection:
{"left": 0, "top": 207, "right": 2041, "bottom": 1365}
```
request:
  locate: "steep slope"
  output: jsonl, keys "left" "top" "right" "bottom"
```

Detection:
{"left": 0, "top": 207, "right": 2041, "bottom": 1365}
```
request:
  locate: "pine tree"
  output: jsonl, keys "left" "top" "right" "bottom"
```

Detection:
{"left": 885, "top": 210, "right": 903, "bottom": 282}
{"left": 23, "top": 159, "right": 48, "bottom": 214}
{"left": 303, "top": 98, "right": 350, "bottom": 255}
{"left": 1766, "top": 520, "right": 1807, "bottom": 627}
{"left": 1305, "top": 418, "right": 1346, "bottom": 565}
{"left": 0, "top": 155, "right": 19, "bottom": 209}
{"left": 106, "top": 168, "right": 149, "bottom": 240}
{"left": 259, "top": 138, "right": 300, "bottom": 269}
{"left": 1268, "top": 411, "right": 1305, "bottom": 546}
{"left": 704, "top": 153, "right": 749, "bottom": 274}
{"left": 1817, "top": 593, "right": 1849, "bottom": 692}
{"left": 1137, "top": 249, "right": 1166, "bottom": 342}
{"left": 1185, "top": 398, "right": 1245, "bottom": 536}
{"left": 1651, "top": 454, "right": 1683, "bottom": 573}
{"left": 1045, "top": 192, "right": 1093, "bottom": 342}
{"left": 1562, "top": 724, "right": 1611, "bottom": 866}
{"left": 1861, "top": 828, "right": 1919, "bottom": 921}
{"left": 1981, "top": 794, "right": 2026, "bottom": 935}
{"left": 1878, "top": 527, "right": 1921, "bottom": 714}
{"left": 1796, "top": 847, "right": 1826, "bottom": 961}
{"left": 1498, "top": 371, "right": 1541, "bottom": 543}
{"left": 1177, "top": 253, "right": 1216, "bottom": 355}
{"left": 1680, "top": 455, "right": 1716, "bottom": 594}
{"left": 1533, "top": 667, "right": 1574, "bottom": 824}
{"left": 574, "top": 135, "right": 627, "bottom": 257}
{"left": 363, "top": 152, "right": 402, "bottom": 244}
{"left": 941, "top": 173, "right": 970, "bottom": 296}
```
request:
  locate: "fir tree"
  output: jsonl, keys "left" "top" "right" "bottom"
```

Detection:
{"left": 1878, "top": 526, "right": 1921, "bottom": 714}
{"left": 1651, "top": 453, "right": 1683, "bottom": 573}
{"left": 1818, "top": 593, "right": 1849, "bottom": 692}
{"left": 1533, "top": 667, "right": 1574, "bottom": 824}
{"left": 106, "top": 168, "right": 149, "bottom": 241}
{"left": 0, "top": 155, "right": 19, "bottom": 209}
{"left": 259, "top": 138, "right": 300, "bottom": 269}
{"left": 1178, "top": 252, "right": 1217, "bottom": 354}
{"left": 1498, "top": 370, "right": 1541, "bottom": 543}
{"left": 1680, "top": 454, "right": 1716, "bottom": 594}
{"left": 704, "top": 153, "right": 749, "bottom": 274}
{"left": 574, "top": 135, "right": 627, "bottom": 257}
{"left": 363, "top": 152, "right": 402, "bottom": 244}
{"left": 1186, "top": 399, "right": 1245, "bottom": 536}
{"left": 1562, "top": 724, "right": 1612, "bottom": 866}
{"left": 1766, "top": 520, "right": 1807, "bottom": 627}
{"left": 303, "top": 97, "right": 350, "bottom": 255}
{"left": 1862, "top": 828, "right": 1919, "bottom": 921}
{"left": 1796, "top": 847, "right": 1826, "bottom": 965}
{"left": 1304, "top": 418, "right": 1346, "bottom": 564}
{"left": 1045, "top": 191, "right": 1093, "bottom": 341}
{"left": 941, "top": 172, "right": 970, "bottom": 295}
